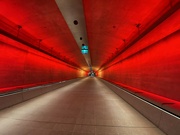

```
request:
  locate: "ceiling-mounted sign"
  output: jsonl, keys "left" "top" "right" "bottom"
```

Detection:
{"left": 81, "top": 44, "right": 88, "bottom": 54}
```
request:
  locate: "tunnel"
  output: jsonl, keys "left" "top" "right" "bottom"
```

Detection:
{"left": 0, "top": 0, "right": 180, "bottom": 135}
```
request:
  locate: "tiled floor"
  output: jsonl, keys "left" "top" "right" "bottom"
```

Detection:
{"left": 0, "top": 77, "right": 165, "bottom": 135}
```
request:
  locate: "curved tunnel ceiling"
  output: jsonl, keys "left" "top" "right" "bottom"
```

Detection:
{"left": 0, "top": 0, "right": 180, "bottom": 72}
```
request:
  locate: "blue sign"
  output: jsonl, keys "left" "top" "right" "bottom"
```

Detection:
{"left": 81, "top": 45, "right": 88, "bottom": 54}
{"left": 81, "top": 49, "right": 88, "bottom": 54}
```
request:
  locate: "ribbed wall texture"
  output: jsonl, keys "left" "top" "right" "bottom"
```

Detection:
{"left": 0, "top": 38, "right": 86, "bottom": 93}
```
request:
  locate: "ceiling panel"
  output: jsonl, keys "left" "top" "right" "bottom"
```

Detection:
{"left": 55, "top": 0, "right": 92, "bottom": 69}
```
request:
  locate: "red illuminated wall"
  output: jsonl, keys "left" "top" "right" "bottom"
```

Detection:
{"left": 0, "top": 37, "right": 86, "bottom": 93}
{"left": 99, "top": 30, "right": 180, "bottom": 102}
{"left": 98, "top": 8, "right": 180, "bottom": 102}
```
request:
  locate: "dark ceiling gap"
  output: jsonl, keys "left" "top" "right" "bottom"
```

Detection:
{"left": 73, "top": 20, "right": 78, "bottom": 25}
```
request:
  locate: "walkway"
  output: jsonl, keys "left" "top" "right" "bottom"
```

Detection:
{"left": 0, "top": 77, "right": 165, "bottom": 135}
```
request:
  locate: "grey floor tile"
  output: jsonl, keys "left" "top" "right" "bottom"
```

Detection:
{"left": 53, "top": 124, "right": 75, "bottom": 132}
{"left": 50, "top": 131, "right": 73, "bottom": 135}
{"left": 73, "top": 133, "right": 95, "bottom": 135}
{"left": 76, "top": 118, "right": 96, "bottom": 125}
{"left": 117, "top": 127, "right": 166, "bottom": 135}
{"left": 27, "top": 129, "right": 52, "bottom": 135}
{"left": 96, "top": 126, "right": 119, "bottom": 134}
{"left": 74, "top": 125, "right": 95, "bottom": 133}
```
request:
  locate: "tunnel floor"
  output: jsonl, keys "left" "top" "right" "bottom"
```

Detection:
{"left": 0, "top": 77, "right": 165, "bottom": 135}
